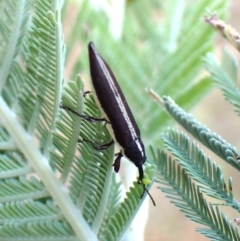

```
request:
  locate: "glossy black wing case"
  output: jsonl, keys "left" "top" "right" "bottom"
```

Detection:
{"left": 88, "top": 42, "right": 141, "bottom": 149}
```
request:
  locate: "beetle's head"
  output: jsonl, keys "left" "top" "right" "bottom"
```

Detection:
{"left": 124, "top": 138, "right": 146, "bottom": 176}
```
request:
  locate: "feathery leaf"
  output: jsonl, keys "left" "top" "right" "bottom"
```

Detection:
{"left": 204, "top": 48, "right": 240, "bottom": 115}
{"left": 161, "top": 129, "right": 240, "bottom": 211}
{"left": 151, "top": 148, "right": 240, "bottom": 241}
{"left": 161, "top": 96, "right": 240, "bottom": 170}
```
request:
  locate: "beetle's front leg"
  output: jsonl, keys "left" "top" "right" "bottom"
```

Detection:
{"left": 112, "top": 152, "right": 123, "bottom": 173}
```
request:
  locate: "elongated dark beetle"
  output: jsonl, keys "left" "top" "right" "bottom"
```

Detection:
{"left": 61, "top": 42, "right": 155, "bottom": 205}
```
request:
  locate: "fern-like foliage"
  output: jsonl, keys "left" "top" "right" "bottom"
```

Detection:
{"left": 148, "top": 33, "right": 240, "bottom": 239}
{"left": 204, "top": 48, "right": 240, "bottom": 115}
{"left": 161, "top": 95, "right": 240, "bottom": 170}
{"left": 161, "top": 129, "right": 239, "bottom": 210}
{"left": 151, "top": 149, "right": 240, "bottom": 241}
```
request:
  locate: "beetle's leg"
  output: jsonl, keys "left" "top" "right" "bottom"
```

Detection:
{"left": 83, "top": 90, "right": 91, "bottom": 97}
{"left": 78, "top": 138, "right": 114, "bottom": 150}
{"left": 59, "top": 103, "right": 110, "bottom": 123}
{"left": 112, "top": 152, "right": 123, "bottom": 173}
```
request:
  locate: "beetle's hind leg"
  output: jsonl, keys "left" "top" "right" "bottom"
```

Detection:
{"left": 78, "top": 138, "right": 114, "bottom": 150}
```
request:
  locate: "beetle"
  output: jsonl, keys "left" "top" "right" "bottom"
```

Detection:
{"left": 61, "top": 42, "right": 155, "bottom": 205}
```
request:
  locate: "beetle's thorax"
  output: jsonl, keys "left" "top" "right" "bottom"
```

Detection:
{"left": 123, "top": 138, "right": 146, "bottom": 167}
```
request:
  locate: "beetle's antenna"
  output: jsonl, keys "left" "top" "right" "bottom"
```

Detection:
{"left": 141, "top": 184, "right": 156, "bottom": 206}
{"left": 138, "top": 166, "right": 155, "bottom": 206}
